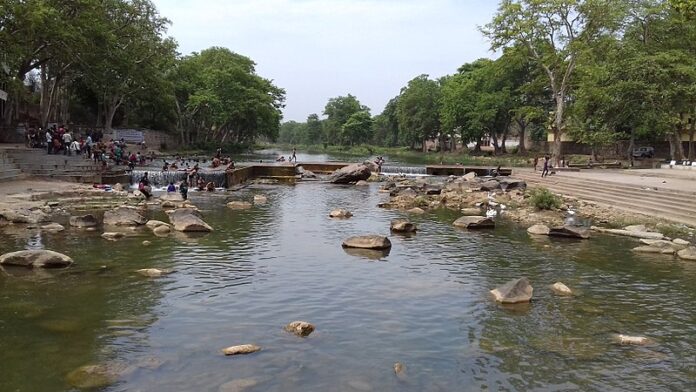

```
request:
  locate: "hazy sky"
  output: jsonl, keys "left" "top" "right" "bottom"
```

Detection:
{"left": 154, "top": 0, "right": 500, "bottom": 121}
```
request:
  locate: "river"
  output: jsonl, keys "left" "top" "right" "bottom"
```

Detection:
{"left": 1, "top": 154, "right": 695, "bottom": 391}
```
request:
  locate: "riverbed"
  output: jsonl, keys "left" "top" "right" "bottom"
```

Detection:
{"left": 1, "top": 179, "right": 695, "bottom": 391}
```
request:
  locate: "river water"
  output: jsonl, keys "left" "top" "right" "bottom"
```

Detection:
{"left": 1, "top": 171, "right": 696, "bottom": 391}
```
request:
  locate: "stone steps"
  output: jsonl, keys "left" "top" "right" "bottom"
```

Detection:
{"left": 3, "top": 149, "right": 103, "bottom": 182}
{"left": 0, "top": 152, "right": 22, "bottom": 182}
{"left": 515, "top": 173, "right": 696, "bottom": 227}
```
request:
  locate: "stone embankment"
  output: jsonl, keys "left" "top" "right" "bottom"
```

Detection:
{"left": 514, "top": 170, "right": 696, "bottom": 227}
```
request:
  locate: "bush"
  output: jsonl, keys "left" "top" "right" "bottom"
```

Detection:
{"left": 528, "top": 187, "right": 562, "bottom": 210}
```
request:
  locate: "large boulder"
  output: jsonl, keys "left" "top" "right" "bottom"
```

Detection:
{"left": 342, "top": 235, "right": 392, "bottom": 250}
{"left": 329, "top": 161, "right": 376, "bottom": 184}
{"left": 167, "top": 208, "right": 213, "bottom": 232}
{"left": 453, "top": 216, "right": 495, "bottom": 229}
{"left": 490, "top": 277, "right": 533, "bottom": 304}
{"left": 677, "top": 247, "right": 696, "bottom": 261}
{"left": 548, "top": 226, "right": 589, "bottom": 239}
{"left": 0, "top": 208, "right": 49, "bottom": 224}
{"left": 0, "top": 250, "right": 73, "bottom": 268}
{"left": 69, "top": 214, "right": 98, "bottom": 228}
{"left": 527, "top": 224, "right": 550, "bottom": 235}
{"left": 103, "top": 207, "right": 146, "bottom": 226}
{"left": 390, "top": 218, "right": 417, "bottom": 233}
{"left": 479, "top": 180, "right": 501, "bottom": 191}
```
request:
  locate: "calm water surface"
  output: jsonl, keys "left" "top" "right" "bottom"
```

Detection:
{"left": 1, "top": 181, "right": 695, "bottom": 391}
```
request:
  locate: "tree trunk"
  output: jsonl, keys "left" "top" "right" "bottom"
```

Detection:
{"left": 474, "top": 139, "right": 481, "bottom": 153}
{"left": 516, "top": 119, "right": 526, "bottom": 154}
{"left": 491, "top": 132, "right": 500, "bottom": 155}
{"left": 627, "top": 127, "right": 635, "bottom": 166}
{"left": 552, "top": 95, "right": 565, "bottom": 166}
{"left": 104, "top": 95, "right": 122, "bottom": 132}
{"left": 688, "top": 120, "right": 695, "bottom": 161}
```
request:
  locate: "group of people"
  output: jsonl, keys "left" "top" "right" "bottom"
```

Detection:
{"left": 276, "top": 148, "right": 297, "bottom": 163}
{"left": 533, "top": 156, "right": 567, "bottom": 177}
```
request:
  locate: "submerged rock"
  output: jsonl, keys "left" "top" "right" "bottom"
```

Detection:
{"left": 342, "top": 235, "right": 392, "bottom": 250}
{"left": 222, "top": 344, "right": 261, "bottom": 356}
{"left": 227, "top": 201, "right": 253, "bottom": 210}
{"left": 142, "top": 240, "right": 152, "bottom": 246}
{"left": 490, "top": 277, "right": 533, "bottom": 304}
{"left": 153, "top": 225, "right": 171, "bottom": 235}
{"left": 551, "top": 282, "right": 573, "bottom": 296}
{"left": 329, "top": 161, "right": 376, "bottom": 184}
{"left": 137, "top": 268, "right": 171, "bottom": 278}
{"left": 103, "top": 207, "right": 146, "bottom": 226}
{"left": 284, "top": 320, "right": 315, "bottom": 337}
{"left": 219, "top": 378, "right": 258, "bottom": 392}
{"left": 146, "top": 220, "right": 170, "bottom": 230}
{"left": 548, "top": 226, "right": 589, "bottom": 239}
{"left": 390, "top": 218, "right": 417, "bottom": 233}
{"left": 393, "top": 362, "right": 406, "bottom": 378}
{"left": 527, "top": 224, "right": 550, "bottom": 235}
{"left": 329, "top": 209, "right": 353, "bottom": 218}
{"left": 355, "top": 180, "right": 369, "bottom": 186}
{"left": 253, "top": 195, "right": 268, "bottom": 204}
{"left": 0, "top": 250, "right": 73, "bottom": 268}
{"left": 453, "top": 216, "right": 495, "bottom": 229}
{"left": 41, "top": 223, "right": 65, "bottom": 232}
{"left": 613, "top": 334, "right": 651, "bottom": 345}
{"left": 407, "top": 207, "right": 425, "bottom": 214}
{"left": 66, "top": 363, "right": 130, "bottom": 389}
{"left": 101, "top": 232, "right": 125, "bottom": 241}
{"left": 167, "top": 208, "right": 213, "bottom": 232}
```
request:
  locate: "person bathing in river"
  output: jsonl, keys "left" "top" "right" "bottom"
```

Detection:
{"left": 138, "top": 172, "right": 152, "bottom": 199}
{"left": 206, "top": 182, "right": 215, "bottom": 192}
{"left": 179, "top": 181, "right": 188, "bottom": 200}
{"left": 167, "top": 182, "right": 176, "bottom": 193}
{"left": 276, "top": 155, "right": 286, "bottom": 162}
{"left": 197, "top": 178, "right": 206, "bottom": 191}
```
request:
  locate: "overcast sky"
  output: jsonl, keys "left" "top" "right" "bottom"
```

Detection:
{"left": 154, "top": 0, "right": 500, "bottom": 122}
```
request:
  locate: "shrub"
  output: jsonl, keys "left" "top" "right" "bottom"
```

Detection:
{"left": 529, "top": 187, "right": 562, "bottom": 210}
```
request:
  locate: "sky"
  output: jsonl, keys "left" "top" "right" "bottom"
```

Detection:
{"left": 154, "top": 0, "right": 500, "bottom": 122}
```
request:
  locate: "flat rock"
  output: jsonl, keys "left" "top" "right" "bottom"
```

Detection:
{"left": 632, "top": 246, "right": 664, "bottom": 254}
{"left": 591, "top": 226, "right": 665, "bottom": 240}
{"left": 527, "top": 224, "right": 550, "bottom": 235}
{"left": 549, "top": 226, "right": 589, "bottom": 239}
{"left": 390, "top": 218, "right": 417, "bottom": 233}
{"left": 460, "top": 208, "right": 483, "bottom": 216}
{"left": 146, "top": 220, "right": 170, "bottom": 230}
{"left": 551, "top": 282, "right": 573, "bottom": 296}
{"left": 453, "top": 216, "right": 495, "bottom": 229}
{"left": 624, "top": 224, "right": 647, "bottom": 232}
{"left": 0, "top": 208, "right": 49, "bottom": 224}
{"left": 41, "top": 223, "right": 65, "bottom": 232}
{"left": 101, "top": 232, "right": 125, "bottom": 241}
{"left": 342, "top": 235, "right": 392, "bottom": 250}
{"left": 137, "top": 268, "right": 171, "bottom": 278}
{"left": 355, "top": 180, "right": 369, "bottom": 186}
{"left": 168, "top": 208, "right": 213, "bottom": 232}
{"left": 103, "top": 207, "right": 146, "bottom": 226}
{"left": 284, "top": 320, "right": 315, "bottom": 337}
{"left": 490, "top": 277, "right": 533, "bottom": 304}
{"left": 0, "top": 250, "right": 73, "bottom": 268}
{"left": 479, "top": 180, "right": 501, "bottom": 191}
{"left": 613, "top": 334, "right": 650, "bottom": 345}
{"left": 677, "top": 247, "right": 696, "bottom": 261}
{"left": 69, "top": 214, "right": 99, "bottom": 228}
{"left": 329, "top": 209, "right": 353, "bottom": 218}
{"left": 673, "top": 238, "right": 690, "bottom": 246}
{"left": 227, "top": 201, "right": 253, "bottom": 210}
{"left": 222, "top": 344, "right": 261, "bottom": 356}
{"left": 160, "top": 193, "right": 183, "bottom": 201}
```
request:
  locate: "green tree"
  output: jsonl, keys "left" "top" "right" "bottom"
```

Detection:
{"left": 304, "top": 113, "right": 323, "bottom": 145}
{"left": 341, "top": 110, "right": 373, "bottom": 146}
{"left": 323, "top": 94, "right": 368, "bottom": 145}
{"left": 397, "top": 75, "right": 441, "bottom": 151}
{"left": 372, "top": 97, "right": 400, "bottom": 147}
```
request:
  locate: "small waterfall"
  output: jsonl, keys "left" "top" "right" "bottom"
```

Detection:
{"left": 380, "top": 165, "right": 427, "bottom": 175}
{"left": 130, "top": 170, "right": 227, "bottom": 188}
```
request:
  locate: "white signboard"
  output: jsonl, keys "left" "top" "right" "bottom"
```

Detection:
{"left": 0, "top": 89, "right": 7, "bottom": 101}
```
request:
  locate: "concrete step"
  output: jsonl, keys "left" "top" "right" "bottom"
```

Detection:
{"left": 0, "top": 169, "right": 22, "bottom": 182}
{"left": 515, "top": 173, "right": 696, "bottom": 205}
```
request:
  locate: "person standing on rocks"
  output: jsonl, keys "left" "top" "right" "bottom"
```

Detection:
{"left": 541, "top": 156, "right": 550, "bottom": 178}
{"left": 291, "top": 147, "right": 297, "bottom": 163}
{"left": 179, "top": 181, "right": 188, "bottom": 200}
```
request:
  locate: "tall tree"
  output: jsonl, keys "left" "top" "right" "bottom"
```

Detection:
{"left": 323, "top": 95, "right": 367, "bottom": 145}
{"left": 397, "top": 75, "right": 441, "bottom": 151}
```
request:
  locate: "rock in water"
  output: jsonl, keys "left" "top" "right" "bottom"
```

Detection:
{"left": 227, "top": 201, "right": 253, "bottom": 210}
{"left": 167, "top": 208, "right": 213, "bottom": 232}
{"left": 407, "top": 207, "right": 425, "bottom": 214}
{"left": 393, "top": 362, "right": 406, "bottom": 377}
{"left": 548, "top": 226, "right": 589, "bottom": 239}
{"left": 284, "top": 321, "right": 315, "bottom": 337}
{"left": 69, "top": 214, "right": 98, "bottom": 228}
{"left": 137, "top": 268, "right": 171, "bottom": 278}
{"left": 355, "top": 180, "right": 369, "bottom": 186}
{"left": 0, "top": 250, "right": 73, "bottom": 268}
{"left": 41, "top": 223, "right": 65, "bottom": 232}
{"left": 342, "top": 235, "right": 392, "bottom": 250}
{"left": 672, "top": 238, "right": 690, "bottom": 246}
{"left": 103, "top": 207, "right": 146, "bottom": 226}
{"left": 328, "top": 162, "right": 376, "bottom": 184}
{"left": 527, "top": 224, "right": 550, "bottom": 235}
{"left": 101, "top": 232, "right": 125, "bottom": 241}
{"left": 390, "top": 219, "right": 417, "bottom": 233}
{"left": 460, "top": 208, "right": 483, "bottom": 216}
{"left": 153, "top": 225, "right": 171, "bottom": 235}
{"left": 142, "top": 240, "right": 152, "bottom": 246}
{"left": 146, "top": 220, "right": 170, "bottom": 230}
{"left": 677, "top": 247, "right": 696, "bottom": 261}
{"left": 253, "top": 195, "right": 268, "bottom": 204}
{"left": 329, "top": 209, "right": 353, "bottom": 218}
{"left": 453, "top": 216, "right": 495, "bottom": 229}
{"left": 490, "top": 277, "right": 533, "bottom": 304}
{"left": 0, "top": 208, "right": 49, "bottom": 224}
{"left": 222, "top": 344, "right": 261, "bottom": 356}
{"left": 551, "top": 282, "right": 573, "bottom": 296}
{"left": 66, "top": 363, "right": 128, "bottom": 389}
{"left": 219, "top": 379, "right": 258, "bottom": 392}
{"left": 613, "top": 334, "right": 650, "bottom": 345}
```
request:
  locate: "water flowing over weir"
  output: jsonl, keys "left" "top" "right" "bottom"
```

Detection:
{"left": 130, "top": 169, "right": 227, "bottom": 188}
{"left": 380, "top": 165, "right": 428, "bottom": 176}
